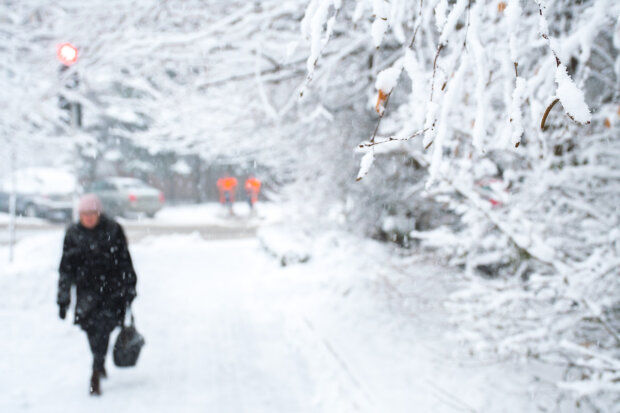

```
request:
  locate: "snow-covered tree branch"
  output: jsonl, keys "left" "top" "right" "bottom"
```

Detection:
{"left": 301, "top": 0, "right": 620, "bottom": 406}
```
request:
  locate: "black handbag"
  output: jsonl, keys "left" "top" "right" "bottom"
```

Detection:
{"left": 113, "top": 309, "right": 145, "bottom": 367}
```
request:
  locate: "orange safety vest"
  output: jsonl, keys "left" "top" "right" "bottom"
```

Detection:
{"left": 218, "top": 177, "right": 237, "bottom": 191}
{"left": 245, "top": 177, "right": 261, "bottom": 193}
{"left": 217, "top": 177, "right": 238, "bottom": 203}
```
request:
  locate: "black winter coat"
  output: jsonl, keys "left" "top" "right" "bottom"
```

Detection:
{"left": 57, "top": 215, "right": 137, "bottom": 330}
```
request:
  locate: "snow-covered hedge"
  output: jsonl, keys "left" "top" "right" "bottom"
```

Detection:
{"left": 302, "top": 0, "right": 620, "bottom": 407}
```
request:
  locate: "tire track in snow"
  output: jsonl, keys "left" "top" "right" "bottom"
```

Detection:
{"left": 300, "top": 316, "right": 376, "bottom": 411}
{"left": 303, "top": 317, "right": 374, "bottom": 404}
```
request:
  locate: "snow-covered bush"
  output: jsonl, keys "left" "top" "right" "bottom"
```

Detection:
{"left": 302, "top": 0, "right": 620, "bottom": 407}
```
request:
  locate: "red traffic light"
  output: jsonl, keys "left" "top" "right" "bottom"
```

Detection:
{"left": 57, "top": 43, "right": 78, "bottom": 66}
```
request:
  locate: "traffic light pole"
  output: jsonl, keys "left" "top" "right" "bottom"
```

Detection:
{"left": 57, "top": 42, "right": 80, "bottom": 222}
{"left": 8, "top": 139, "right": 16, "bottom": 263}
{"left": 70, "top": 99, "right": 81, "bottom": 222}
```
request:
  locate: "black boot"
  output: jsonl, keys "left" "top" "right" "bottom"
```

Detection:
{"left": 97, "top": 366, "right": 107, "bottom": 379}
{"left": 89, "top": 371, "right": 101, "bottom": 396}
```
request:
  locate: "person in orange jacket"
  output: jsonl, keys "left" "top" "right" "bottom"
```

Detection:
{"left": 216, "top": 176, "right": 238, "bottom": 214}
{"left": 244, "top": 176, "right": 261, "bottom": 209}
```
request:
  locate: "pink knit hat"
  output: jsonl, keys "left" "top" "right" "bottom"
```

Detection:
{"left": 78, "top": 194, "right": 103, "bottom": 214}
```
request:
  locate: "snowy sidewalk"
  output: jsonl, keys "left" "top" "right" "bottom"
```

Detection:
{"left": 1, "top": 230, "right": 542, "bottom": 412}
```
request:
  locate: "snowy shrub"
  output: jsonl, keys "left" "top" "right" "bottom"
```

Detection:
{"left": 302, "top": 0, "right": 620, "bottom": 407}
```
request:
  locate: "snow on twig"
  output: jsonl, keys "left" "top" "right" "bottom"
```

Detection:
{"left": 536, "top": 1, "right": 592, "bottom": 125}
{"left": 358, "top": 128, "right": 428, "bottom": 148}
{"left": 356, "top": 148, "right": 375, "bottom": 181}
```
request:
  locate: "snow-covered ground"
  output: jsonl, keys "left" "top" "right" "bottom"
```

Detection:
{"left": 1, "top": 220, "right": 557, "bottom": 412}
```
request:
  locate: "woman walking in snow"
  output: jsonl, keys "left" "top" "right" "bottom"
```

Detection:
{"left": 57, "top": 194, "right": 137, "bottom": 396}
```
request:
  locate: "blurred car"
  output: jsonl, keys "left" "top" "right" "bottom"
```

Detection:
{"left": 0, "top": 167, "right": 75, "bottom": 222}
{"left": 474, "top": 178, "right": 509, "bottom": 207}
{"left": 87, "top": 177, "right": 164, "bottom": 218}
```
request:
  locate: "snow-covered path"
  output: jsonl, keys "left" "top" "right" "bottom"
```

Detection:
{"left": 128, "top": 235, "right": 316, "bottom": 412}
{"left": 1, "top": 229, "right": 543, "bottom": 412}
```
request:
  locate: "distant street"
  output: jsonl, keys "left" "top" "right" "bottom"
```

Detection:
{"left": 0, "top": 202, "right": 273, "bottom": 245}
